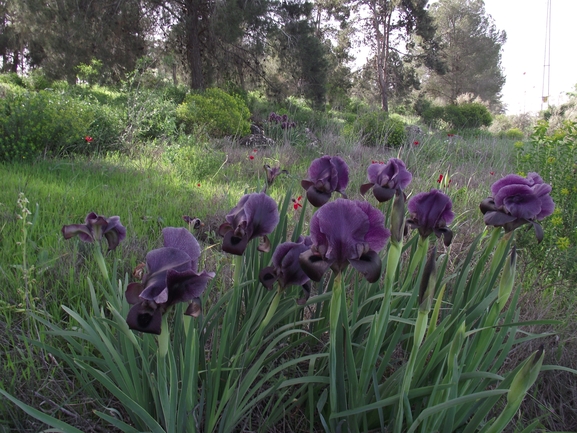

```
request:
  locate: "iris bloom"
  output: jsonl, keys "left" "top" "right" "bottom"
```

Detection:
{"left": 218, "top": 192, "right": 280, "bottom": 255}
{"left": 301, "top": 155, "right": 349, "bottom": 207}
{"left": 264, "top": 164, "right": 288, "bottom": 186}
{"left": 299, "top": 199, "right": 390, "bottom": 283}
{"left": 480, "top": 172, "right": 554, "bottom": 241}
{"left": 125, "top": 227, "right": 215, "bottom": 334}
{"left": 259, "top": 236, "right": 312, "bottom": 304}
{"left": 406, "top": 189, "right": 454, "bottom": 246}
{"left": 360, "top": 158, "right": 412, "bottom": 202}
{"left": 62, "top": 212, "right": 126, "bottom": 251}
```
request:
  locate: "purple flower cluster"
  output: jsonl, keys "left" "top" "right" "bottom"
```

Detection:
{"left": 268, "top": 112, "right": 296, "bottom": 129}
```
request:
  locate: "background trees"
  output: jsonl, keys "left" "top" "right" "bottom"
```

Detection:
{"left": 0, "top": 0, "right": 508, "bottom": 112}
{"left": 422, "top": 0, "right": 506, "bottom": 110}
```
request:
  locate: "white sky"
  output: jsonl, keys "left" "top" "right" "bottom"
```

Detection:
{"left": 483, "top": 0, "right": 577, "bottom": 114}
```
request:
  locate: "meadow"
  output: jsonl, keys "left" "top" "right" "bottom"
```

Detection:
{"left": 0, "top": 78, "right": 576, "bottom": 432}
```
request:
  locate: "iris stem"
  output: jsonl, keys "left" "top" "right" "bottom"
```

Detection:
{"left": 93, "top": 242, "right": 110, "bottom": 284}
{"left": 158, "top": 314, "right": 170, "bottom": 358}
{"left": 329, "top": 272, "right": 346, "bottom": 427}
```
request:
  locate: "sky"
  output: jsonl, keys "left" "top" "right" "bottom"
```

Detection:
{"left": 482, "top": 0, "right": 577, "bottom": 114}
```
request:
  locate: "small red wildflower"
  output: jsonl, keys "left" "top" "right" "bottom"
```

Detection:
{"left": 249, "top": 155, "right": 255, "bottom": 160}
{"left": 490, "top": 171, "right": 495, "bottom": 176}
{"left": 437, "top": 174, "right": 444, "bottom": 183}
{"left": 253, "top": 148, "right": 258, "bottom": 153}
{"left": 413, "top": 141, "right": 419, "bottom": 146}
{"left": 197, "top": 183, "right": 201, "bottom": 187}
{"left": 84, "top": 136, "right": 93, "bottom": 143}
{"left": 292, "top": 196, "right": 303, "bottom": 210}
{"left": 447, "top": 133, "right": 454, "bottom": 137}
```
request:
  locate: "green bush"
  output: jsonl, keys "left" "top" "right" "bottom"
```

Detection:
{"left": 420, "top": 102, "right": 492, "bottom": 129}
{"left": 504, "top": 128, "right": 524, "bottom": 140}
{"left": 0, "top": 90, "right": 96, "bottom": 162}
{"left": 176, "top": 88, "right": 251, "bottom": 138}
{"left": 516, "top": 119, "right": 577, "bottom": 282}
{"left": 344, "top": 110, "right": 407, "bottom": 147}
{"left": 443, "top": 103, "right": 492, "bottom": 129}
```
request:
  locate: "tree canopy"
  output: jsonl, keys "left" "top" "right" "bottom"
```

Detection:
{"left": 422, "top": 0, "right": 506, "bottom": 111}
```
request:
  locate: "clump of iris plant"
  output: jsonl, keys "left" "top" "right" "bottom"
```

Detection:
{"left": 480, "top": 172, "right": 554, "bottom": 242}
{"left": 406, "top": 188, "right": 454, "bottom": 246}
{"left": 360, "top": 158, "right": 412, "bottom": 203}
{"left": 301, "top": 155, "right": 349, "bottom": 207}
{"left": 125, "top": 227, "right": 215, "bottom": 335}
{"left": 259, "top": 236, "right": 312, "bottom": 304}
{"left": 218, "top": 192, "right": 280, "bottom": 255}
{"left": 62, "top": 212, "right": 126, "bottom": 251}
{"left": 299, "top": 198, "right": 390, "bottom": 283}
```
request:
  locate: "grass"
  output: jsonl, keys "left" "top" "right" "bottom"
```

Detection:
{"left": 0, "top": 127, "right": 570, "bottom": 432}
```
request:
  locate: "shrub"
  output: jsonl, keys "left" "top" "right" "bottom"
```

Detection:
{"left": 516, "top": 119, "right": 577, "bottom": 282}
{"left": 443, "top": 103, "right": 492, "bottom": 129}
{"left": 344, "top": 110, "right": 407, "bottom": 147}
{"left": 0, "top": 90, "right": 95, "bottom": 162}
{"left": 504, "top": 128, "right": 524, "bottom": 140}
{"left": 176, "top": 88, "right": 251, "bottom": 138}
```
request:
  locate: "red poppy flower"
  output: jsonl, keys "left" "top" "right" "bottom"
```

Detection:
{"left": 413, "top": 141, "right": 419, "bottom": 146}
{"left": 437, "top": 174, "right": 444, "bottom": 183}
{"left": 249, "top": 155, "right": 255, "bottom": 160}
{"left": 253, "top": 149, "right": 258, "bottom": 153}
{"left": 197, "top": 183, "right": 201, "bottom": 187}
{"left": 490, "top": 172, "right": 495, "bottom": 176}
{"left": 85, "top": 136, "right": 93, "bottom": 143}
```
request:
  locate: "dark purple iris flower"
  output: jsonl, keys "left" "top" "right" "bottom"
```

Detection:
{"left": 480, "top": 172, "right": 555, "bottom": 242}
{"left": 360, "top": 158, "right": 412, "bottom": 202}
{"left": 264, "top": 164, "right": 288, "bottom": 186}
{"left": 218, "top": 192, "right": 280, "bottom": 255}
{"left": 125, "top": 227, "right": 215, "bottom": 334}
{"left": 259, "top": 236, "right": 312, "bottom": 304}
{"left": 299, "top": 199, "right": 390, "bottom": 283}
{"left": 406, "top": 189, "right": 454, "bottom": 246}
{"left": 301, "top": 156, "right": 349, "bottom": 207}
{"left": 62, "top": 212, "right": 126, "bottom": 251}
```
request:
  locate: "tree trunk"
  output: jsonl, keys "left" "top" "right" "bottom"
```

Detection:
{"left": 185, "top": 0, "right": 204, "bottom": 90}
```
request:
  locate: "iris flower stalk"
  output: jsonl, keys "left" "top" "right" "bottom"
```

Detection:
{"left": 395, "top": 246, "right": 437, "bottom": 433}
{"left": 298, "top": 199, "right": 389, "bottom": 425}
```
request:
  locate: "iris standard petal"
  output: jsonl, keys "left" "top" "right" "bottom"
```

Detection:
{"left": 243, "top": 193, "right": 280, "bottom": 240}
{"left": 162, "top": 227, "right": 201, "bottom": 270}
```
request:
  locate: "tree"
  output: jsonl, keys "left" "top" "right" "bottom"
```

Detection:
{"left": 423, "top": 0, "right": 506, "bottom": 110}
{"left": 18, "top": 0, "right": 148, "bottom": 84}
{"left": 354, "top": 0, "right": 445, "bottom": 111}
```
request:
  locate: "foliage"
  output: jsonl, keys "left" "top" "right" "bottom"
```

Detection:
{"left": 420, "top": 102, "right": 492, "bottom": 129}
{"left": 0, "top": 90, "right": 96, "bottom": 162}
{"left": 176, "top": 88, "right": 251, "bottom": 138}
{"left": 516, "top": 120, "right": 577, "bottom": 282}
{"left": 344, "top": 110, "right": 407, "bottom": 147}
{"left": 424, "top": 0, "right": 506, "bottom": 110}
{"left": 0, "top": 174, "right": 559, "bottom": 433}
